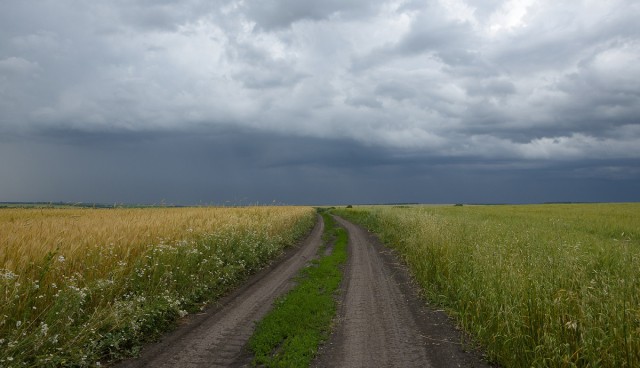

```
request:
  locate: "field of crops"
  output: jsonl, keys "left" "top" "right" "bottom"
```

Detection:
{"left": 337, "top": 204, "right": 640, "bottom": 367}
{"left": 0, "top": 206, "right": 315, "bottom": 367}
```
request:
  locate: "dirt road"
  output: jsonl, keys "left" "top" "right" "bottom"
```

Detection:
{"left": 313, "top": 216, "right": 492, "bottom": 368}
{"left": 118, "top": 214, "right": 492, "bottom": 368}
{"left": 117, "top": 215, "right": 323, "bottom": 368}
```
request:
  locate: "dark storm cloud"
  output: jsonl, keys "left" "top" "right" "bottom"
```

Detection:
{"left": 3, "top": 127, "right": 638, "bottom": 204}
{"left": 1, "top": 0, "right": 639, "bottom": 203}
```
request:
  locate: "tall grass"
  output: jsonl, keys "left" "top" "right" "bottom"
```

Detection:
{"left": 0, "top": 207, "right": 315, "bottom": 367}
{"left": 337, "top": 204, "right": 640, "bottom": 367}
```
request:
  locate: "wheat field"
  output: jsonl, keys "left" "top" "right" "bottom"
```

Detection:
{"left": 0, "top": 206, "right": 315, "bottom": 367}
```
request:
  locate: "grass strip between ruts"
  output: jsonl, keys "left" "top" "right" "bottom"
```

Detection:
{"left": 248, "top": 210, "right": 347, "bottom": 367}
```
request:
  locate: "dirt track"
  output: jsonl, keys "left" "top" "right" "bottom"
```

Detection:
{"left": 313, "top": 216, "right": 492, "bottom": 368}
{"left": 116, "top": 215, "right": 323, "bottom": 368}
{"left": 117, "top": 214, "right": 492, "bottom": 368}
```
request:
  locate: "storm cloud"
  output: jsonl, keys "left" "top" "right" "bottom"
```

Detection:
{"left": 1, "top": 0, "right": 639, "bottom": 204}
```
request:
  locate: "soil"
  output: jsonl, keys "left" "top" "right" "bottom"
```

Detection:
{"left": 312, "top": 216, "right": 495, "bottom": 368}
{"left": 115, "top": 215, "right": 324, "bottom": 368}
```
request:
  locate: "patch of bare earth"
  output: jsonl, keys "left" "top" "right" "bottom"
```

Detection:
{"left": 313, "top": 217, "right": 495, "bottom": 368}
{"left": 115, "top": 215, "right": 323, "bottom": 368}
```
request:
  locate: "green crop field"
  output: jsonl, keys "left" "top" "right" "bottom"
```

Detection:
{"left": 336, "top": 203, "right": 640, "bottom": 367}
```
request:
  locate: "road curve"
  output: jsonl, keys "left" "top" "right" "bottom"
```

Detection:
{"left": 117, "top": 215, "right": 323, "bottom": 368}
{"left": 314, "top": 216, "right": 492, "bottom": 368}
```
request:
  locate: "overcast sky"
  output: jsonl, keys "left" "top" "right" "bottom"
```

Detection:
{"left": 1, "top": 0, "right": 639, "bottom": 205}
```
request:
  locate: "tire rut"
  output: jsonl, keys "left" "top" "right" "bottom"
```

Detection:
{"left": 116, "top": 215, "right": 324, "bottom": 368}
{"left": 314, "top": 216, "right": 429, "bottom": 367}
{"left": 314, "top": 216, "right": 493, "bottom": 368}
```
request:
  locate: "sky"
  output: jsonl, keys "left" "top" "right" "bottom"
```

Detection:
{"left": 1, "top": 0, "right": 639, "bottom": 205}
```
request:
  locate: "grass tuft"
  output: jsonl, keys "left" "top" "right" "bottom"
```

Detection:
{"left": 248, "top": 210, "right": 347, "bottom": 367}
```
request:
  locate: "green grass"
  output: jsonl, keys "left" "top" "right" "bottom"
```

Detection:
{"left": 248, "top": 211, "right": 348, "bottom": 367}
{"left": 336, "top": 203, "right": 640, "bottom": 367}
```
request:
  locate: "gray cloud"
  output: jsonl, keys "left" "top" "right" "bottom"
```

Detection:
{"left": 242, "top": 0, "right": 379, "bottom": 30}
{"left": 2, "top": 128, "right": 638, "bottom": 204}
{"left": 1, "top": 0, "right": 639, "bottom": 203}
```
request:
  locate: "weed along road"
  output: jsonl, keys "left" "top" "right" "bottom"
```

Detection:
{"left": 313, "top": 216, "right": 492, "bottom": 368}
{"left": 117, "top": 215, "right": 324, "bottom": 368}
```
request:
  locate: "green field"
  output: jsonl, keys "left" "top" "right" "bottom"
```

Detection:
{"left": 336, "top": 203, "right": 640, "bottom": 367}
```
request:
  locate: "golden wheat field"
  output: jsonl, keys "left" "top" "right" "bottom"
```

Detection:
{"left": 0, "top": 206, "right": 315, "bottom": 367}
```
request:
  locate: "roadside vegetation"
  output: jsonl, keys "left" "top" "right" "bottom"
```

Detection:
{"left": 336, "top": 203, "right": 640, "bottom": 367}
{"left": 0, "top": 207, "right": 315, "bottom": 367}
{"left": 248, "top": 209, "right": 347, "bottom": 367}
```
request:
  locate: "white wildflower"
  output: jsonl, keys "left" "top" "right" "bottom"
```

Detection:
{"left": 40, "top": 322, "right": 49, "bottom": 336}
{"left": 0, "top": 269, "right": 18, "bottom": 280}
{"left": 565, "top": 320, "right": 578, "bottom": 330}
{"left": 57, "top": 255, "right": 65, "bottom": 263}
{"left": 16, "top": 321, "right": 21, "bottom": 328}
